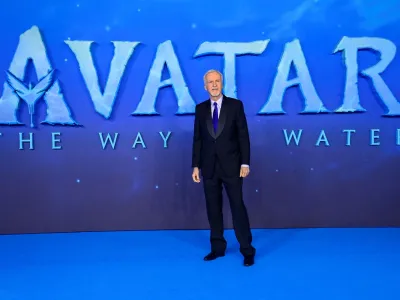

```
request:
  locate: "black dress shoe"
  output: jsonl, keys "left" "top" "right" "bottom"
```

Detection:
{"left": 243, "top": 255, "right": 254, "bottom": 266}
{"left": 204, "top": 252, "right": 225, "bottom": 261}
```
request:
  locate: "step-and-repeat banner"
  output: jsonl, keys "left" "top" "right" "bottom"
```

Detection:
{"left": 1, "top": 0, "right": 399, "bottom": 233}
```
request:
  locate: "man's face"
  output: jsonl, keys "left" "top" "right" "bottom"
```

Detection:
{"left": 204, "top": 72, "right": 222, "bottom": 98}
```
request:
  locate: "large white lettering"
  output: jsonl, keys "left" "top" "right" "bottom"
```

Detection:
{"left": 0, "top": 26, "right": 77, "bottom": 126}
{"left": 66, "top": 40, "right": 139, "bottom": 118}
{"left": 259, "top": 39, "right": 328, "bottom": 114}
{"left": 334, "top": 36, "right": 399, "bottom": 115}
{"left": 133, "top": 40, "right": 196, "bottom": 115}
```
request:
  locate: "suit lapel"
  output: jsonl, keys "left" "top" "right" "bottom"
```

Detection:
{"left": 205, "top": 100, "right": 216, "bottom": 139}
{"left": 215, "top": 96, "right": 228, "bottom": 139}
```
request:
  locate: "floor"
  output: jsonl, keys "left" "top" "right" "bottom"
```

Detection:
{"left": 0, "top": 228, "right": 399, "bottom": 300}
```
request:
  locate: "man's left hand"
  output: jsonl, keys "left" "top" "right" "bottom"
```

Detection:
{"left": 240, "top": 166, "right": 250, "bottom": 178}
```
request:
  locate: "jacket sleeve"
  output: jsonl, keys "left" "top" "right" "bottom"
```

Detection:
{"left": 192, "top": 105, "right": 202, "bottom": 168}
{"left": 236, "top": 101, "right": 250, "bottom": 165}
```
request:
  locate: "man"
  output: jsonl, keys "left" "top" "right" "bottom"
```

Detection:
{"left": 191, "top": 69, "right": 256, "bottom": 267}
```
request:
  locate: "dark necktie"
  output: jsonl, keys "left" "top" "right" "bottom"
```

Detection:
{"left": 212, "top": 102, "right": 218, "bottom": 133}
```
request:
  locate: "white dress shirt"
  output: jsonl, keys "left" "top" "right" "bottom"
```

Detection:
{"left": 210, "top": 97, "right": 249, "bottom": 168}
{"left": 210, "top": 96, "right": 223, "bottom": 118}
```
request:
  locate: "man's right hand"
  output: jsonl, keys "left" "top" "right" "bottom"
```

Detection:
{"left": 192, "top": 167, "right": 201, "bottom": 183}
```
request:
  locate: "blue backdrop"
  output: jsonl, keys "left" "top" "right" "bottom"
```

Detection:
{"left": 1, "top": 0, "right": 399, "bottom": 234}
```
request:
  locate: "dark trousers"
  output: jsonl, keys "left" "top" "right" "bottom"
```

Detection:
{"left": 203, "top": 160, "right": 255, "bottom": 257}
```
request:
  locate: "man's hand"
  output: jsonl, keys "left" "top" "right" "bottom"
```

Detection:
{"left": 192, "top": 167, "right": 201, "bottom": 183}
{"left": 240, "top": 166, "right": 250, "bottom": 178}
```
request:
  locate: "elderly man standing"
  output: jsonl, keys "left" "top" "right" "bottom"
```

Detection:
{"left": 191, "top": 70, "right": 256, "bottom": 266}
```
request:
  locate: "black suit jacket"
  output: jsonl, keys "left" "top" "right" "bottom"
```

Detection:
{"left": 192, "top": 95, "right": 250, "bottom": 179}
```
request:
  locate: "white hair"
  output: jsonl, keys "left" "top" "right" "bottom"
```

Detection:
{"left": 203, "top": 69, "right": 223, "bottom": 84}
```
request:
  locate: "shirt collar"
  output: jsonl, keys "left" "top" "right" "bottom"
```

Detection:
{"left": 211, "top": 96, "right": 223, "bottom": 107}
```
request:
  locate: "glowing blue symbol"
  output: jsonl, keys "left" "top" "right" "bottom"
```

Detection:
{"left": 6, "top": 69, "right": 55, "bottom": 128}
{"left": 76, "top": 179, "right": 80, "bottom": 183}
